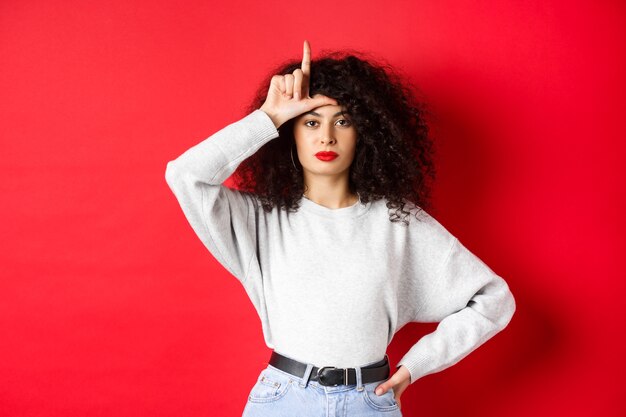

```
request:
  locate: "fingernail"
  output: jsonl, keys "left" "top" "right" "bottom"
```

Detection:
{"left": 375, "top": 388, "right": 382, "bottom": 395}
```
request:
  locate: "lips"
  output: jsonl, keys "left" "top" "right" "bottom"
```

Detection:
{"left": 315, "top": 151, "right": 338, "bottom": 161}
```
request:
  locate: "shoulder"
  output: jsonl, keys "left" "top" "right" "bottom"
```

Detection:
{"left": 389, "top": 198, "right": 457, "bottom": 251}
{"left": 383, "top": 197, "right": 447, "bottom": 228}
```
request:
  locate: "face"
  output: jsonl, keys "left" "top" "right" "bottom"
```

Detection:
{"left": 292, "top": 104, "right": 358, "bottom": 181}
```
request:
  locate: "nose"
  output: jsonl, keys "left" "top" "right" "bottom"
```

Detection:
{"left": 320, "top": 122, "right": 337, "bottom": 145}
{"left": 320, "top": 131, "right": 337, "bottom": 145}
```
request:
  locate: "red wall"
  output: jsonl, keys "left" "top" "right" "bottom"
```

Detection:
{"left": 1, "top": 1, "right": 624, "bottom": 416}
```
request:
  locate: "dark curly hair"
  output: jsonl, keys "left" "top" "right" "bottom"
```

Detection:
{"left": 233, "top": 47, "right": 436, "bottom": 225}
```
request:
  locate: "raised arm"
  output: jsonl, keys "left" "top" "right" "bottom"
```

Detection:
{"left": 164, "top": 109, "right": 279, "bottom": 282}
{"left": 164, "top": 40, "right": 337, "bottom": 283}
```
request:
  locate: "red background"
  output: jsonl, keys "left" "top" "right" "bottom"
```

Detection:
{"left": 1, "top": 1, "right": 624, "bottom": 416}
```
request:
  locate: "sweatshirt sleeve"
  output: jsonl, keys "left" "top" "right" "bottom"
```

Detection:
{"left": 164, "top": 109, "right": 279, "bottom": 283}
{"left": 396, "top": 236, "right": 516, "bottom": 384}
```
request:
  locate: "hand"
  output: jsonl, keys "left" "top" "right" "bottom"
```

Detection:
{"left": 260, "top": 40, "right": 338, "bottom": 129}
{"left": 374, "top": 365, "right": 411, "bottom": 410}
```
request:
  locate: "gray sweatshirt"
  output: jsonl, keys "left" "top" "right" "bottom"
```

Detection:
{"left": 164, "top": 109, "right": 516, "bottom": 384}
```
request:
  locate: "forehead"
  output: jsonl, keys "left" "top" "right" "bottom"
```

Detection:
{"left": 298, "top": 104, "right": 348, "bottom": 118}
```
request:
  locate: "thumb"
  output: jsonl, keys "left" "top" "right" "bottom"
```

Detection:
{"left": 375, "top": 381, "right": 392, "bottom": 396}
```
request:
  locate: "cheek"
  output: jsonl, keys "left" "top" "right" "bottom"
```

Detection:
{"left": 294, "top": 134, "right": 314, "bottom": 155}
{"left": 293, "top": 128, "right": 306, "bottom": 148}
{"left": 346, "top": 134, "right": 358, "bottom": 155}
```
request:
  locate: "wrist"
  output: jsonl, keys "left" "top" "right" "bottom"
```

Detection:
{"left": 396, "top": 365, "right": 412, "bottom": 384}
{"left": 259, "top": 106, "right": 282, "bottom": 129}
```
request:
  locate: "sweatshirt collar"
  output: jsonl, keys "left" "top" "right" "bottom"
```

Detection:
{"left": 298, "top": 194, "right": 372, "bottom": 217}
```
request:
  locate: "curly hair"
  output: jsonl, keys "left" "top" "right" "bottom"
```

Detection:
{"left": 232, "top": 47, "right": 436, "bottom": 225}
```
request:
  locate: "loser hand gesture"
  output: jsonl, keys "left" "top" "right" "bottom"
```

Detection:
{"left": 260, "top": 40, "right": 338, "bottom": 128}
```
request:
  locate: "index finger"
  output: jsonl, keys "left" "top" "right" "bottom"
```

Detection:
{"left": 301, "top": 40, "right": 311, "bottom": 77}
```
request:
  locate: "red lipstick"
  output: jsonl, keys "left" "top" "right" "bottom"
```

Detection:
{"left": 315, "top": 151, "right": 338, "bottom": 161}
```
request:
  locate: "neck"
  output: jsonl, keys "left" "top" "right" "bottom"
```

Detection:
{"left": 302, "top": 174, "right": 358, "bottom": 209}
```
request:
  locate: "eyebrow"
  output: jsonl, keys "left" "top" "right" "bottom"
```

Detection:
{"left": 304, "top": 110, "right": 347, "bottom": 117}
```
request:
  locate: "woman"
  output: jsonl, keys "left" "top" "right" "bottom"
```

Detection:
{"left": 165, "top": 40, "right": 516, "bottom": 416}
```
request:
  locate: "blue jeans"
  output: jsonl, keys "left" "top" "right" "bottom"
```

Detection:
{"left": 242, "top": 362, "right": 403, "bottom": 417}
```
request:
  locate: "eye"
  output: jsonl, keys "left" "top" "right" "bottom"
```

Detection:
{"left": 304, "top": 120, "right": 318, "bottom": 127}
{"left": 336, "top": 119, "right": 352, "bottom": 127}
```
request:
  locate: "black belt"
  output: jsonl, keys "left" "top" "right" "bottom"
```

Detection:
{"left": 268, "top": 351, "right": 390, "bottom": 386}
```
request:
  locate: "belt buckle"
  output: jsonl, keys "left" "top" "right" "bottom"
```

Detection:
{"left": 317, "top": 366, "right": 336, "bottom": 386}
{"left": 317, "top": 366, "right": 349, "bottom": 386}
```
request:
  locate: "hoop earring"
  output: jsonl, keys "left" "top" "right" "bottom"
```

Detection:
{"left": 290, "top": 143, "right": 300, "bottom": 172}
